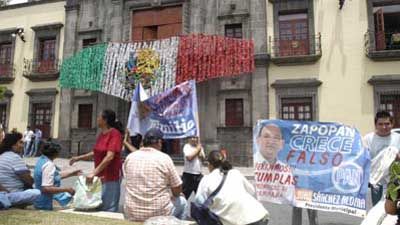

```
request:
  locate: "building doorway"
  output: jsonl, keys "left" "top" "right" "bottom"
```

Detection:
{"left": 31, "top": 103, "right": 52, "bottom": 138}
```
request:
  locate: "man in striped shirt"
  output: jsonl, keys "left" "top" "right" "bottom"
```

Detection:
{"left": 0, "top": 132, "right": 40, "bottom": 209}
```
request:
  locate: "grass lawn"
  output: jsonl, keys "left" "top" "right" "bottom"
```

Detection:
{"left": 0, "top": 209, "right": 141, "bottom": 225}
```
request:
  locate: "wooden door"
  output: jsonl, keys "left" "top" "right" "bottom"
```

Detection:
{"left": 279, "top": 14, "right": 309, "bottom": 57}
{"left": 32, "top": 103, "right": 52, "bottom": 138}
{"left": 374, "top": 8, "right": 386, "bottom": 51}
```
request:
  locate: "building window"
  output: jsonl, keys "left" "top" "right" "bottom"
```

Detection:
{"left": 37, "top": 38, "right": 56, "bottom": 73}
{"left": 373, "top": 4, "right": 400, "bottom": 51}
{"left": 278, "top": 13, "right": 309, "bottom": 56}
{"left": 225, "top": 24, "right": 243, "bottom": 39}
{"left": 31, "top": 103, "right": 52, "bottom": 138}
{"left": 225, "top": 99, "right": 244, "bottom": 126}
{"left": 82, "top": 38, "right": 97, "bottom": 48}
{"left": 0, "top": 104, "right": 7, "bottom": 126}
{"left": 78, "top": 104, "right": 93, "bottom": 128}
{"left": 281, "top": 98, "right": 313, "bottom": 121}
{"left": 38, "top": 39, "right": 56, "bottom": 61}
{"left": 0, "top": 43, "right": 12, "bottom": 76}
{"left": 380, "top": 94, "right": 400, "bottom": 128}
{"left": 131, "top": 6, "right": 182, "bottom": 41}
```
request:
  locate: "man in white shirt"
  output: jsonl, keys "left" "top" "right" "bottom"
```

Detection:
{"left": 23, "top": 126, "right": 34, "bottom": 157}
{"left": 364, "top": 111, "right": 400, "bottom": 206}
{"left": 182, "top": 136, "right": 205, "bottom": 199}
{"left": 31, "top": 128, "right": 42, "bottom": 157}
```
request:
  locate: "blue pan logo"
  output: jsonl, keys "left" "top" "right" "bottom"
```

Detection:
{"left": 331, "top": 162, "right": 363, "bottom": 193}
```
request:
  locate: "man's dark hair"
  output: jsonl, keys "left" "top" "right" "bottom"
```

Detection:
{"left": 257, "top": 123, "right": 282, "bottom": 138}
{"left": 40, "top": 140, "right": 61, "bottom": 159}
{"left": 374, "top": 111, "right": 393, "bottom": 124}
{"left": 143, "top": 128, "right": 163, "bottom": 147}
{"left": 0, "top": 132, "right": 23, "bottom": 155}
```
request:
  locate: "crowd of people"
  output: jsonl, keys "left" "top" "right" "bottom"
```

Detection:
{"left": 0, "top": 109, "right": 400, "bottom": 225}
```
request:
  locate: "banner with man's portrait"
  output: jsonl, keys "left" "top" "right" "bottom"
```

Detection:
{"left": 253, "top": 120, "right": 371, "bottom": 217}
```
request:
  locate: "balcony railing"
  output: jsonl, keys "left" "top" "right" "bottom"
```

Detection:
{"left": 268, "top": 33, "right": 321, "bottom": 65}
{"left": 269, "top": 33, "right": 321, "bottom": 58}
{"left": 365, "top": 30, "right": 400, "bottom": 52}
{"left": 23, "top": 58, "right": 60, "bottom": 81}
{"left": 365, "top": 30, "right": 400, "bottom": 61}
{"left": 0, "top": 61, "right": 15, "bottom": 83}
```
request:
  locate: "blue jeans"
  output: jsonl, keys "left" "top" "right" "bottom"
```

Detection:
{"left": 171, "top": 196, "right": 188, "bottom": 220}
{"left": 0, "top": 189, "right": 41, "bottom": 209}
{"left": 30, "top": 140, "right": 41, "bottom": 157}
{"left": 24, "top": 141, "right": 32, "bottom": 157}
{"left": 101, "top": 180, "right": 121, "bottom": 212}
{"left": 371, "top": 184, "right": 383, "bottom": 206}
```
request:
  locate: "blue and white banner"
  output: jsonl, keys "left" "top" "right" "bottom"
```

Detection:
{"left": 253, "top": 120, "right": 371, "bottom": 217}
{"left": 127, "top": 80, "right": 199, "bottom": 139}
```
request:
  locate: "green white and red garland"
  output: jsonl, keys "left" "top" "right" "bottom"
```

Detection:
{"left": 60, "top": 34, "right": 254, "bottom": 100}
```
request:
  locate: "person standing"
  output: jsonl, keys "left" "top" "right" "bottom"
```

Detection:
{"left": 30, "top": 128, "right": 42, "bottom": 157}
{"left": 182, "top": 136, "right": 205, "bottom": 199}
{"left": 364, "top": 111, "right": 400, "bottom": 206}
{"left": 69, "top": 109, "right": 123, "bottom": 212}
{"left": 0, "top": 124, "right": 5, "bottom": 143}
{"left": 123, "top": 128, "right": 188, "bottom": 222}
{"left": 23, "top": 126, "right": 34, "bottom": 157}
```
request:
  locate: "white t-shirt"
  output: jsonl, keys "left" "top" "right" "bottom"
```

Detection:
{"left": 183, "top": 144, "right": 204, "bottom": 175}
{"left": 363, "top": 132, "right": 400, "bottom": 160}
{"left": 23, "top": 130, "right": 35, "bottom": 142}
{"left": 195, "top": 169, "right": 269, "bottom": 225}
{"left": 41, "top": 161, "right": 56, "bottom": 187}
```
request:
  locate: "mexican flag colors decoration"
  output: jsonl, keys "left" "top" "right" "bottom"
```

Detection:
{"left": 60, "top": 34, "right": 255, "bottom": 100}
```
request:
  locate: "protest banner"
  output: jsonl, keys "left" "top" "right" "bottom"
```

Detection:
{"left": 253, "top": 120, "right": 370, "bottom": 217}
{"left": 127, "top": 80, "right": 199, "bottom": 139}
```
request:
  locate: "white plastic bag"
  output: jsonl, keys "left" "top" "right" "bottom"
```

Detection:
{"left": 72, "top": 175, "right": 102, "bottom": 210}
{"left": 144, "top": 216, "right": 194, "bottom": 225}
{"left": 360, "top": 200, "right": 397, "bottom": 225}
{"left": 370, "top": 147, "right": 399, "bottom": 186}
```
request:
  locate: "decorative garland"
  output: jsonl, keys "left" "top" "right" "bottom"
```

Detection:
{"left": 60, "top": 34, "right": 255, "bottom": 101}
{"left": 125, "top": 48, "right": 160, "bottom": 90}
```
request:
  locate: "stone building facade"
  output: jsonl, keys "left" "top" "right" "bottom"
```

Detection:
{"left": 59, "top": 0, "right": 268, "bottom": 166}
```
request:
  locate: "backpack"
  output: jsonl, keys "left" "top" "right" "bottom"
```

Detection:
{"left": 190, "top": 171, "right": 227, "bottom": 225}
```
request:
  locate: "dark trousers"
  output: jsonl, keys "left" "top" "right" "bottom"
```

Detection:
{"left": 182, "top": 172, "right": 203, "bottom": 199}
{"left": 292, "top": 207, "right": 318, "bottom": 225}
{"left": 370, "top": 184, "right": 383, "bottom": 206}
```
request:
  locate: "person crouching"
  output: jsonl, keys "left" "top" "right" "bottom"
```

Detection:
{"left": 34, "top": 141, "right": 80, "bottom": 210}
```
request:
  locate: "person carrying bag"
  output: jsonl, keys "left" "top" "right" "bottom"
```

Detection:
{"left": 191, "top": 171, "right": 227, "bottom": 225}
{"left": 193, "top": 151, "right": 269, "bottom": 225}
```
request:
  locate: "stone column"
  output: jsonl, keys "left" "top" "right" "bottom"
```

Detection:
{"left": 58, "top": 2, "right": 80, "bottom": 155}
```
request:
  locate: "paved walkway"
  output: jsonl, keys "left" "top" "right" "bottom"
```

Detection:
{"left": 24, "top": 157, "right": 255, "bottom": 178}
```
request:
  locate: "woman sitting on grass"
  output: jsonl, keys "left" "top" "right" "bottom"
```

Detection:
{"left": 34, "top": 140, "right": 80, "bottom": 210}
{"left": 0, "top": 132, "right": 41, "bottom": 209}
